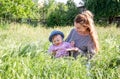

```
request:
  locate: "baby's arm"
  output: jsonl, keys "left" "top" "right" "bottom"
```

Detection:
{"left": 48, "top": 45, "right": 57, "bottom": 56}
{"left": 51, "top": 50, "right": 57, "bottom": 56}
{"left": 66, "top": 41, "right": 84, "bottom": 53}
{"left": 66, "top": 41, "right": 79, "bottom": 52}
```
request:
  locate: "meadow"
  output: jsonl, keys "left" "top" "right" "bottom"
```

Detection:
{"left": 0, "top": 23, "right": 120, "bottom": 79}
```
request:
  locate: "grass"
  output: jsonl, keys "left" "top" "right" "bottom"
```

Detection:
{"left": 0, "top": 23, "right": 120, "bottom": 79}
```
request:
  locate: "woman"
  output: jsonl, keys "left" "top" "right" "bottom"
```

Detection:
{"left": 66, "top": 10, "right": 99, "bottom": 59}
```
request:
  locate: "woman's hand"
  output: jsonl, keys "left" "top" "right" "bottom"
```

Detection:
{"left": 74, "top": 47, "right": 79, "bottom": 51}
{"left": 66, "top": 47, "right": 79, "bottom": 52}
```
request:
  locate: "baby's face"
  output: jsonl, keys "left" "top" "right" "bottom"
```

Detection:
{"left": 52, "top": 35, "right": 63, "bottom": 46}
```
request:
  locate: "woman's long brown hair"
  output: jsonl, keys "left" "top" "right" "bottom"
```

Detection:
{"left": 74, "top": 10, "right": 99, "bottom": 52}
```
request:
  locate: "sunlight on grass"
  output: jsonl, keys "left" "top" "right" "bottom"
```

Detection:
{"left": 0, "top": 23, "right": 120, "bottom": 79}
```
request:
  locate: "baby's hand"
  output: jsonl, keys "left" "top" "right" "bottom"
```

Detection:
{"left": 52, "top": 50, "right": 57, "bottom": 53}
{"left": 71, "top": 41, "right": 75, "bottom": 47}
{"left": 52, "top": 50, "right": 57, "bottom": 56}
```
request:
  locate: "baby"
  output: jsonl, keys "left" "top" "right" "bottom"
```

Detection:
{"left": 48, "top": 30, "right": 76, "bottom": 58}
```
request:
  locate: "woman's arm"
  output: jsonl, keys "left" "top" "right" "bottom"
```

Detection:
{"left": 87, "top": 41, "right": 96, "bottom": 59}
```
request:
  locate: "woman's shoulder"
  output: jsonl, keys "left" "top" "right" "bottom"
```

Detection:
{"left": 69, "top": 28, "right": 76, "bottom": 35}
{"left": 71, "top": 28, "right": 76, "bottom": 32}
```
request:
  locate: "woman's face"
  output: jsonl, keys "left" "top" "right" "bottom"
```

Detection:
{"left": 52, "top": 35, "right": 63, "bottom": 46}
{"left": 74, "top": 22, "right": 87, "bottom": 33}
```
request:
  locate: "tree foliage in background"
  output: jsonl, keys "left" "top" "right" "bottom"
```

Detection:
{"left": 45, "top": 1, "right": 68, "bottom": 26}
{"left": 0, "top": 0, "right": 79, "bottom": 26}
{"left": 66, "top": 0, "right": 79, "bottom": 25}
{"left": 85, "top": 0, "right": 120, "bottom": 20}
{"left": 0, "top": 0, "right": 38, "bottom": 21}
{"left": 44, "top": 0, "right": 79, "bottom": 26}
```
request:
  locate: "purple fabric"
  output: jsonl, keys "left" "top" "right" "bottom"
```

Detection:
{"left": 65, "top": 28, "right": 95, "bottom": 54}
{"left": 48, "top": 42, "right": 72, "bottom": 58}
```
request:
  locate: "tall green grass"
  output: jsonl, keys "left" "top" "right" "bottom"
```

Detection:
{"left": 0, "top": 23, "right": 120, "bottom": 79}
